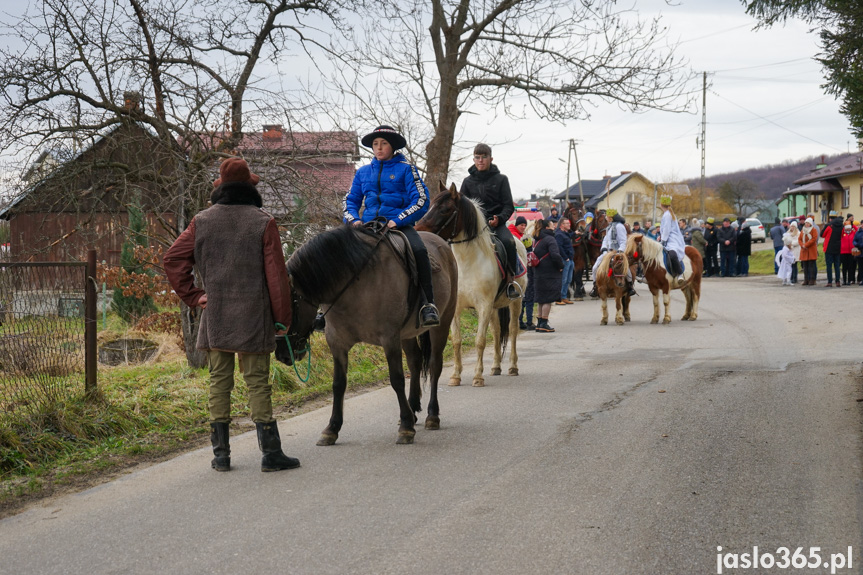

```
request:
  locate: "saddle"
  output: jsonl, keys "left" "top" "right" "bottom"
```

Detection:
{"left": 490, "top": 235, "right": 526, "bottom": 298}
{"left": 378, "top": 228, "right": 441, "bottom": 328}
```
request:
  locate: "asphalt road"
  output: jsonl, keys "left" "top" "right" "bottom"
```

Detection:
{"left": 1, "top": 275, "right": 861, "bottom": 575}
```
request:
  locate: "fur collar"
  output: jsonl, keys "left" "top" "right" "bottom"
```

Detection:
{"left": 211, "top": 181, "right": 263, "bottom": 208}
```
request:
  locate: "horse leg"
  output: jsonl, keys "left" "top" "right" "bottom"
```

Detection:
{"left": 600, "top": 293, "right": 608, "bottom": 325}
{"left": 507, "top": 299, "right": 520, "bottom": 376}
{"left": 623, "top": 292, "right": 631, "bottom": 322}
{"left": 689, "top": 286, "right": 700, "bottom": 321}
{"left": 681, "top": 287, "right": 692, "bottom": 321}
{"left": 317, "top": 346, "right": 349, "bottom": 446}
{"left": 651, "top": 289, "right": 660, "bottom": 324}
{"left": 615, "top": 292, "right": 624, "bottom": 325}
{"left": 473, "top": 307, "right": 492, "bottom": 387}
{"left": 662, "top": 290, "right": 672, "bottom": 324}
{"left": 383, "top": 342, "right": 415, "bottom": 445}
{"left": 402, "top": 338, "right": 423, "bottom": 421}
{"left": 425, "top": 325, "right": 449, "bottom": 430}
{"left": 449, "top": 311, "right": 463, "bottom": 386}
{"left": 490, "top": 309, "right": 502, "bottom": 376}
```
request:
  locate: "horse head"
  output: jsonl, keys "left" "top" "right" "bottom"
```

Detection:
{"left": 416, "top": 182, "right": 480, "bottom": 242}
{"left": 274, "top": 276, "right": 319, "bottom": 366}
{"left": 625, "top": 233, "right": 645, "bottom": 265}
{"left": 609, "top": 252, "right": 630, "bottom": 288}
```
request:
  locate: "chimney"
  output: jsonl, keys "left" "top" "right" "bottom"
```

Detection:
{"left": 123, "top": 91, "right": 142, "bottom": 112}
{"left": 620, "top": 171, "right": 631, "bottom": 175}
{"left": 262, "top": 124, "right": 283, "bottom": 143}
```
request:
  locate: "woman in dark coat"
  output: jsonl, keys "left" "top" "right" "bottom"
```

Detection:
{"left": 735, "top": 218, "right": 752, "bottom": 276}
{"left": 531, "top": 219, "right": 564, "bottom": 333}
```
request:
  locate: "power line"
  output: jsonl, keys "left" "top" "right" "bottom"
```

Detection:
{"left": 713, "top": 57, "right": 812, "bottom": 73}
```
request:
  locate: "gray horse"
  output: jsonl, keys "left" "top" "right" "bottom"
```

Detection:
{"left": 284, "top": 224, "right": 458, "bottom": 445}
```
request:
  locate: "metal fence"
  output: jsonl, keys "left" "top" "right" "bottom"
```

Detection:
{"left": 0, "top": 259, "right": 95, "bottom": 417}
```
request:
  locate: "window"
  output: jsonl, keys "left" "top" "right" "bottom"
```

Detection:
{"left": 843, "top": 187, "right": 850, "bottom": 209}
{"left": 623, "top": 192, "right": 639, "bottom": 214}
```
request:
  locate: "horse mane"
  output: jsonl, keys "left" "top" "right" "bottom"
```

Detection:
{"left": 456, "top": 194, "right": 483, "bottom": 243}
{"left": 625, "top": 232, "right": 664, "bottom": 265}
{"left": 287, "top": 225, "right": 378, "bottom": 300}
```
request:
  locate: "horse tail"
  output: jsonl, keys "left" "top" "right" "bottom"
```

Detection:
{"left": 498, "top": 307, "right": 510, "bottom": 356}
{"left": 418, "top": 331, "right": 432, "bottom": 382}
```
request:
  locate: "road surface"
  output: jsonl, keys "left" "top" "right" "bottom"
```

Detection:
{"left": 1, "top": 275, "right": 860, "bottom": 575}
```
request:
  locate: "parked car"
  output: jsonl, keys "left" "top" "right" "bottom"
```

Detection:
{"left": 731, "top": 218, "right": 766, "bottom": 242}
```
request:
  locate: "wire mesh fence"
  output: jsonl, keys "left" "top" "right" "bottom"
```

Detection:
{"left": 0, "top": 262, "right": 88, "bottom": 417}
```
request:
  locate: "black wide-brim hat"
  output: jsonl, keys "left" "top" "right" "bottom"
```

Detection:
{"left": 360, "top": 125, "right": 407, "bottom": 150}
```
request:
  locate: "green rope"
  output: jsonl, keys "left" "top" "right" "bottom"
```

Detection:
{"left": 275, "top": 323, "right": 312, "bottom": 383}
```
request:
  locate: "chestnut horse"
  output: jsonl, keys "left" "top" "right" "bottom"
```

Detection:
{"left": 624, "top": 233, "right": 702, "bottom": 324}
{"left": 594, "top": 251, "right": 632, "bottom": 325}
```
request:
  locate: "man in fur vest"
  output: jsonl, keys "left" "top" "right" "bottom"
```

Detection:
{"left": 164, "top": 157, "right": 299, "bottom": 473}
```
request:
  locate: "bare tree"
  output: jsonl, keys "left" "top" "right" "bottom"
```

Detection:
{"left": 0, "top": 0, "right": 345, "bottom": 365}
{"left": 717, "top": 178, "right": 764, "bottom": 216}
{"left": 323, "top": 0, "right": 696, "bottom": 185}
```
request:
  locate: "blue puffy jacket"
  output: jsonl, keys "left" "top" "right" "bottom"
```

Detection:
{"left": 343, "top": 153, "right": 430, "bottom": 226}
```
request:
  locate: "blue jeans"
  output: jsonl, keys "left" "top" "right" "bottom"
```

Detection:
{"left": 560, "top": 259, "right": 574, "bottom": 300}
{"left": 720, "top": 251, "right": 736, "bottom": 277}
{"left": 735, "top": 255, "right": 749, "bottom": 276}
{"left": 825, "top": 253, "right": 841, "bottom": 283}
{"left": 773, "top": 246, "right": 782, "bottom": 274}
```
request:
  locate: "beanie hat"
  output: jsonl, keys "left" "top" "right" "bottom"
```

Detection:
{"left": 515, "top": 216, "right": 527, "bottom": 226}
{"left": 213, "top": 157, "right": 260, "bottom": 188}
{"left": 789, "top": 220, "right": 798, "bottom": 228}
{"left": 360, "top": 125, "right": 407, "bottom": 150}
{"left": 804, "top": 217, "right": 813, "bottom": 225}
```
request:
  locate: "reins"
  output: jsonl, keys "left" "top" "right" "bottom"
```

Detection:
{"left": 275, "top": 321, "right": 311, "bottom": 382}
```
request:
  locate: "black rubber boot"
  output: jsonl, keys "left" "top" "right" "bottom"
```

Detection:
{"left": 210, "top": 422, "right": 231, "bottom": 472}
{"left": 420, "top": 303, "right": 441, "bottom": 327}
{"left": 256, "top": 421, "right": 300, "bottom": 472}
{"left": 589, "top": 284, "right": 598, "bottom": 298}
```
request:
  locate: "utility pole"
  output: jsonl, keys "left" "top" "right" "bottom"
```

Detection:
{"left": 699, "top": 71, "right": 707, "bottom": 219}
{"left": 563, "top": 139, "right": 584, "bottom": 205}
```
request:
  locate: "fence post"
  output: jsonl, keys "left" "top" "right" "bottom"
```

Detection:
{"left": 85, "top": 249, "right": 97, "bottom": 398}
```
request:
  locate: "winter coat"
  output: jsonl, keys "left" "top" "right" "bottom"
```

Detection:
{"left": 532, "top": 228, "right": 564, "bottom": 304}
{"left": 704, "top": 225, "right": 718, "bottom": 248}
{"left": 853, "top": 227, "right": 863, "bottom": 256}
{"left": 770, "top": 225, "right": 785, "bottom": 248}
{"left": 555, "top": 228, "right": 574, "bottom": 260}
{"left": 798, "top": 226, "right": 818, "bottom": 261}
{"left": 660, "top": 210, "right": 686, "bottom": 260}
{"left": 164, "top": 182, "right": 292, "bottom": 354}
{"left": 343, "top": 152, "right": 429, "bottom": 226}
{"left": 735, "top": 226, "right": 752, "bottom": 257}
{"left": 716, "top": 225, "right": 737, "bottom": 252}
{"left": 822, "top": 218, "right": 844, "bottom": 254}
{"left": 783, "top": 229, "right": 801, "bottom": 260}
{"left": 840, "top": 226, "right": 857, "bottom": 254}
{"left": 690, "top": 227, "right": 707, "bottom": 258}
{"left": 459, "top": 164, "right": 515, "bottom": 224}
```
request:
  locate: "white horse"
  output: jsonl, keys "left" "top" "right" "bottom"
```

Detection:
{"left": 416, "top": 184, "right": 527, "bottom": 387}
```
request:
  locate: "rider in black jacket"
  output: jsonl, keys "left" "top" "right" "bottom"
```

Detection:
{"left": 460, "top": 143, "right": 520, "bottom": 298}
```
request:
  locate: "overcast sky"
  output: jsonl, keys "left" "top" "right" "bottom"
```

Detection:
{"left": 445, "top": 0, "right": 854, "bottom": 201}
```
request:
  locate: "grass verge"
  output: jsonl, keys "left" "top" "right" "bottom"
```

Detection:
{"left": 747, "top": 248, "right": 826, "bottom": 276}
{"left": 0, "top": 310, "right": 488, "bottom": 516}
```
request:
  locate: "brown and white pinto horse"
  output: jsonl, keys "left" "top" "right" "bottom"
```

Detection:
{"left": 625, "top": 233, "right": 702, "bottom": 324}
{"left": 594, "top": 251, "right": 632, "bottom": 325}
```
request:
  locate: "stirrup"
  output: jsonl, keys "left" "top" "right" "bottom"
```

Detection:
{"left": 506, "top": 282, "right": 523, "bottom": 299}
{"left": 419, "top": 303, "right": 441, "bottom": 327}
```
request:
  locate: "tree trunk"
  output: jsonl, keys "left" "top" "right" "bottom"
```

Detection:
{"left": 424, "top": 83, "right": 460, "bottom": 191}
{"left": 181, "top": 302, "right": 207, "bottom": 368}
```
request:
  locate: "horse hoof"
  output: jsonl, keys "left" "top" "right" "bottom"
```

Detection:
{"left": 397, "top": 430, "right": 416, "bottom": 444}
{"left": 688, "top": 315, "right": 697, "bottom": 321}
{"left": 681, "top": 314, "right": 690, "bottom": 320}
{"left": 651, "top": 319, "right": 659, "bottom": 324}
{"left": 491, "top": 367, "right": 501, "bottom": 376}
{"left": 472, "top": 379, "right": 485, "bottom": 387}
{"left": 425, "top": 416, "right": 440, "bottom": 430}
{"left": 601, "top": 319, "right": 608, "bottom": 326}
{"left": 316, "top": 433, "right": 338, "bottom": 446}
{"left": 448, "top": 378, "right": 461, "bottom": 386}
{"left": 616, "top": 319, "right": 624, "bottom": 325}
{"left": 508, "top": 367, "right": 518, "bottom": 376}
{"left": 625, "top": 316, "right": 631, "bottom": 322}
{"left": 662, "top": 318, "right": 671, "bottom": 325}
